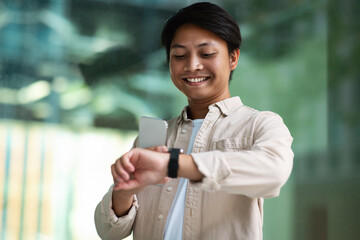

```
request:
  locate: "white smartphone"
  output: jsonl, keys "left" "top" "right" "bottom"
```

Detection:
{"left": 138, "top": 116, "right": 168, "bottom": 148}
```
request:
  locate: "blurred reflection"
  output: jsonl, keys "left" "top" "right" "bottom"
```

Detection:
{"left": 0, "top": 0, "right": 359, "bottom": 239}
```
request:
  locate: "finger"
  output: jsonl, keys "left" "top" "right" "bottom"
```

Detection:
{"left": 120, "top": 153, "right": 135, "bottom": 173}
{"left": 146, "top": 146, "right": 168, "bottom": 153}
{"left": 154, "top": 145, "right": 168, "bottom": 153}
{"left": 111, "top": 164, "right": 122, "bottom": 184}
{"left": 114, "top": 158, "right": 131, "bottom": 181}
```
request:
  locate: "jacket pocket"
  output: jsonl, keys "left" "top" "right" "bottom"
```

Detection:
{"left": 212, "top": 137, "right": 252, "bottom": 151}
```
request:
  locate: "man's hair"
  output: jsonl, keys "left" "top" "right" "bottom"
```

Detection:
{"left": 161, "top": 2, "right": 242, "bottom": 62}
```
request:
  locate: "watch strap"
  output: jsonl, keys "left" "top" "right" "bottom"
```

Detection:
{"left": 168, "top": 148, "right": 181, "bottom": 178}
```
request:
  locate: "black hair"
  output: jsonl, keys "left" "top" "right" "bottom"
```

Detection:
{"left": 161, "top": 2, "right": 242, "bottom": 63}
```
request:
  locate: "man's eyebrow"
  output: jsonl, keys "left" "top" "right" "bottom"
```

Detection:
{"left": 197, "top": 42, "right": 215, "bottom": 47}
{"left": 171, "top": 44, "right": 185, "bottom": 49}
{"left": 170, "top": 42, "right": 215, "bottom": 49}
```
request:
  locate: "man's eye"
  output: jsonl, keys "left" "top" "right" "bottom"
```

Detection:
{"left": 202, "top": 53, "right": 215, "bottom": 58}
{"left": 174, "top": 55, "right": 185, "bottom": 59}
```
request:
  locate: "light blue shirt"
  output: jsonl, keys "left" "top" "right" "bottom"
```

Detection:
{"left": 163, "top": 119, "right": 204, "bottom": 240}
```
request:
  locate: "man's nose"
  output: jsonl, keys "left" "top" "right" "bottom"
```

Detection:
{"left": 184, "top": 56, "right": 203, "bottom": 71}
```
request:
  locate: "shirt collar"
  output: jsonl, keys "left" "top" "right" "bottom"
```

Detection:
{"left": 213, "top": 96, "right": 243, "bottom": 116}
{"left": 177, "top": 96, "right": 243, "bottom": 124}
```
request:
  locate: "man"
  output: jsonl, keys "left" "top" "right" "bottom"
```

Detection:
{"left": 95, "top": 2, "right": 293, "bottom": 240}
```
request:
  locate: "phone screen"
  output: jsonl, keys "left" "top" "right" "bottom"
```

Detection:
{"left": 138, "top": 117, "right": 168, "bottom": 148}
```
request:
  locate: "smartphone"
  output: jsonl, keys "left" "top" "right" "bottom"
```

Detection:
{"left": 138, "top": 116, "right": 168, "bottom": 148}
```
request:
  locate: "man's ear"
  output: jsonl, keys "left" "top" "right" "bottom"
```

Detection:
{"left": 230, "top": 49, "right": 240, "bottom": 70}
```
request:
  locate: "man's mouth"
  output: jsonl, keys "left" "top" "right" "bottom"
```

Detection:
{"left": 184, "top": 77, "right": 209, "bottom": 83}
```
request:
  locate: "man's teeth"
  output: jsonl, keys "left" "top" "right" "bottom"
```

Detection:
{"left": 186, "top": 77, "right": 207, "bottom": 83}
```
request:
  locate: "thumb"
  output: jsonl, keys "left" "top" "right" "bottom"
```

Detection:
{"left": 159, "top": 177, "right": 171, "bottom": 184}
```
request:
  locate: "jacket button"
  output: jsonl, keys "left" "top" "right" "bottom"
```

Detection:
{"left": 181, "top": 129, "right": 187, "bottom": 134}
{"left": 167, "top": 187, "right": 173, "bottom": 192}
{"left": 158, "top": 214, "right": 164, "bottom": 220}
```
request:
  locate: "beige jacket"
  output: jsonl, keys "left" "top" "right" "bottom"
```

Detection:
{"left": 94, "top": 97, "right": 294, "bottom": 240}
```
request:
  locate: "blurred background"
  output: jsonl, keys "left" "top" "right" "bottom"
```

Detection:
{"left": 0, "top": 0, "right": 359, "bottom": 239}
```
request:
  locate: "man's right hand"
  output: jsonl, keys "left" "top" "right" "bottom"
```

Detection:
{"left": 111, "top": 146, "right": 169, "bottom": 217}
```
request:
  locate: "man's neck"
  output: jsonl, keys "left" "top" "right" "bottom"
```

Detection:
{"left": 187, "top": 96, "right": 230, "bottom": 119}
{"left": 186, "top": 104, "right": 208, "bottom": 119}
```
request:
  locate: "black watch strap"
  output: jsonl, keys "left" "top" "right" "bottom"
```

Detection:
{"left": 168, "top": 148, "right": 182, "bottom": 178}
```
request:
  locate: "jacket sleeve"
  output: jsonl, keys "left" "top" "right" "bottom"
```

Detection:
{"left": 191, "top": 112, "right": 294, "bottom": 198}
{"left": 94, "top": 185, "right": 139, "bottom": 239}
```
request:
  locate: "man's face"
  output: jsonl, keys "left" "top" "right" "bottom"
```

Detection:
{"left": 169, "top": 24, "right": 239, "bottom": 105}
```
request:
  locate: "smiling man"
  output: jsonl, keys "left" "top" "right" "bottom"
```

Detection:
{"left": 169, "top": 23, "right": 239, "bottom": 119}
{"left": 95, "top": 2, "right": 294, "bottom": 240}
